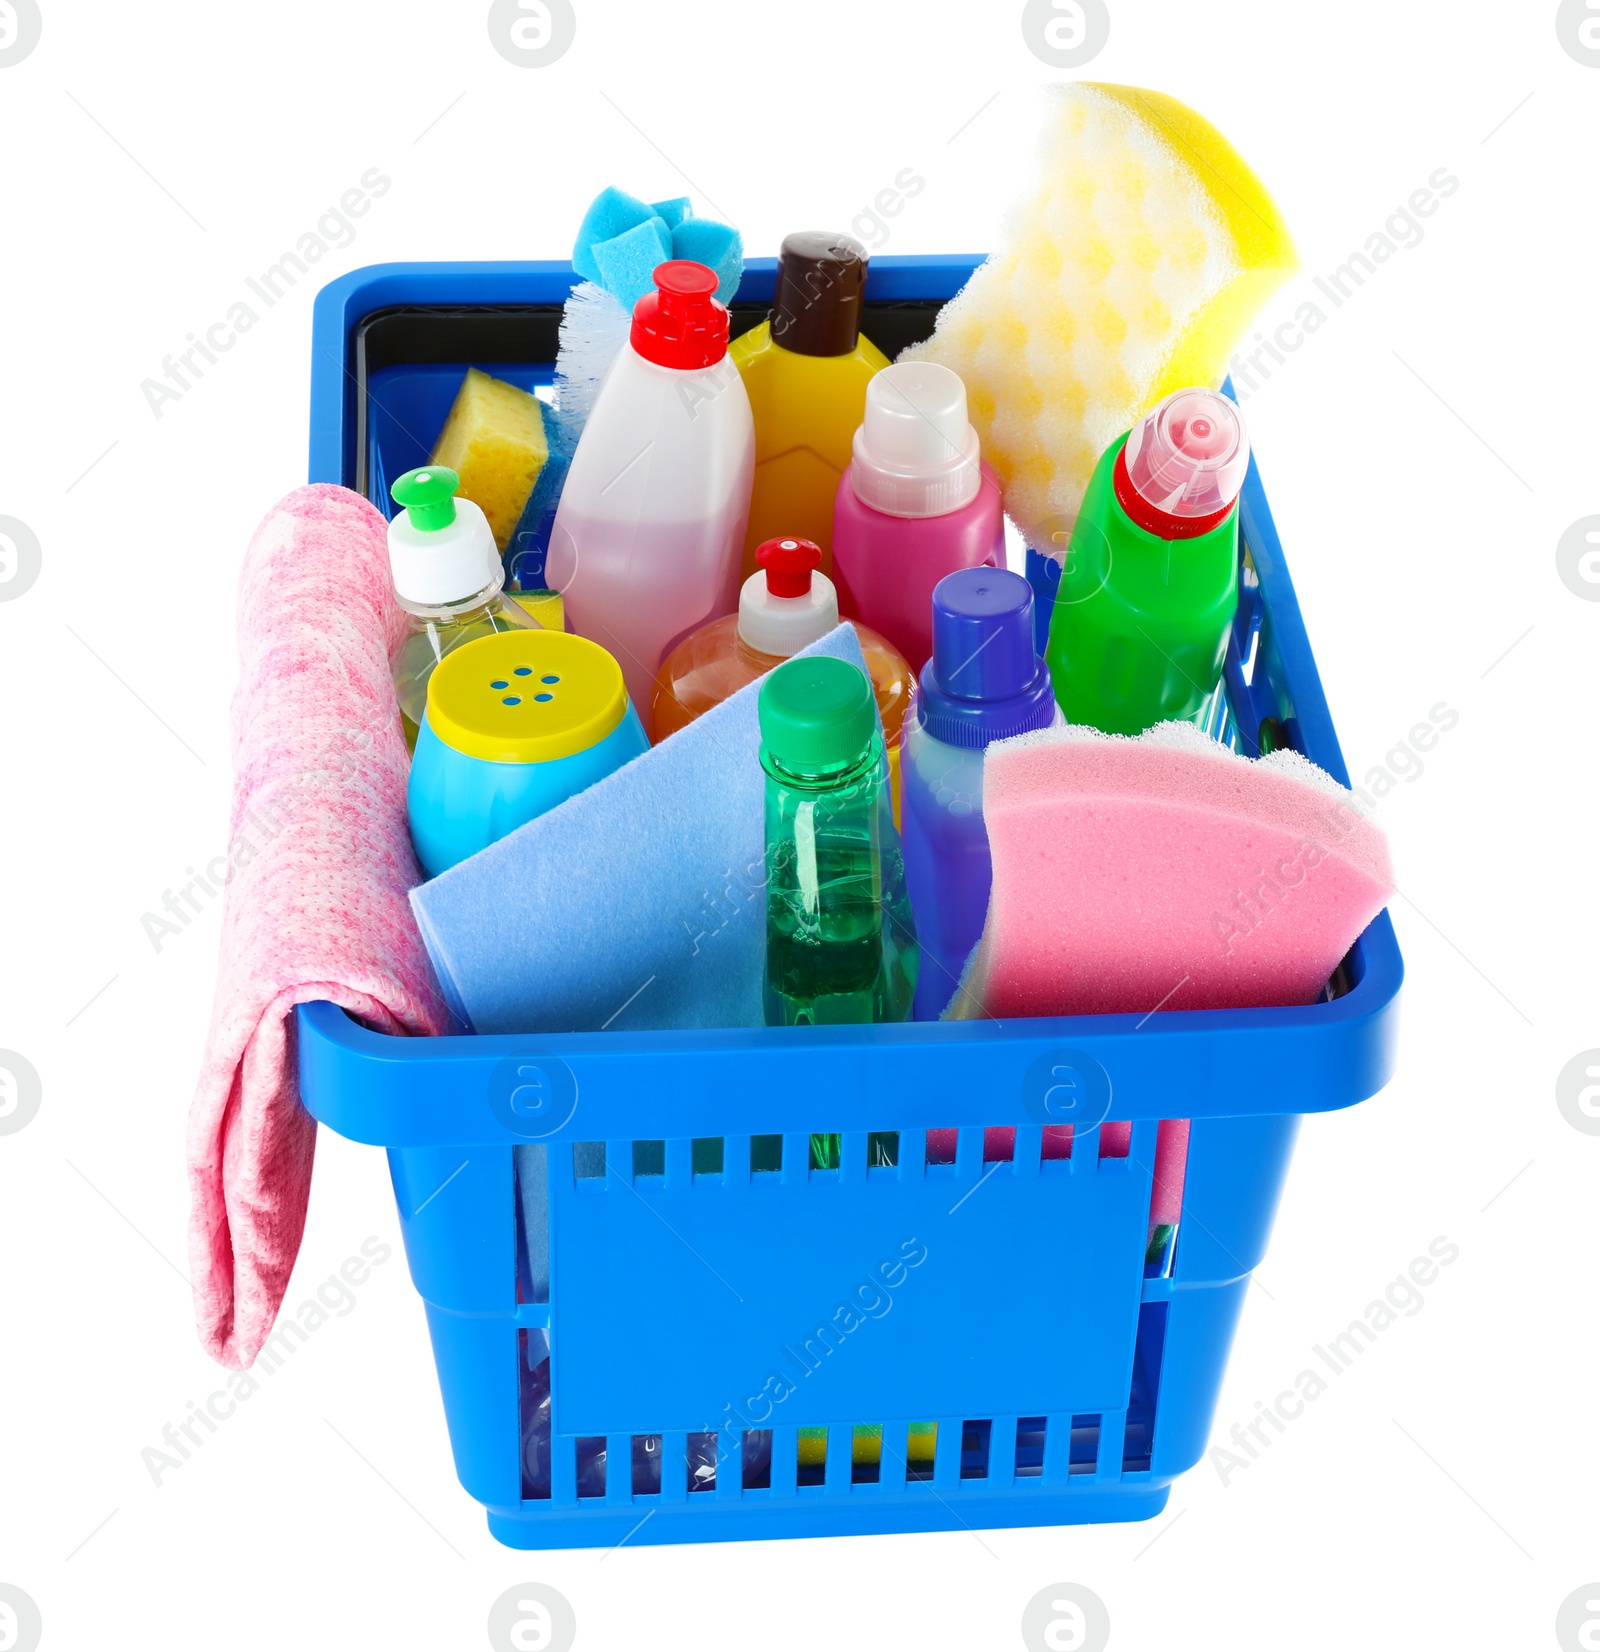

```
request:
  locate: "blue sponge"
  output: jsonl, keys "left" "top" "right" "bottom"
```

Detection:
{"left": 671, "top": 217, "right": 744, "bottom": 305}
{"left": 649, "top": 196, "right": 693, "bottom": 230}
{"left": 590, "top": 215, "right": 673, "bottom": 311}
{"left": 570, "top": 186, "right": 658, "bottom": 286}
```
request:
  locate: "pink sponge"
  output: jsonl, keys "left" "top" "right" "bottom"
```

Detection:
{"left": 950, "top": 722, "right": 1393, "bottom": 1232}
{"left": 952, "top": 721, "right": 1393, "bottom": 1020}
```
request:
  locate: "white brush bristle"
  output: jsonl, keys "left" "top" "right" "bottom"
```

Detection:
{"left": 553, "top": 281, "right": 632, "bottom": 452}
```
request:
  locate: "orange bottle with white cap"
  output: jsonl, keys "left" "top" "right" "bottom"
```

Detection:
{"left": 651, "top": 536, "right": 916, "bottom": 819}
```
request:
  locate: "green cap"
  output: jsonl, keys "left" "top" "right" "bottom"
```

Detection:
{"left": 758, "top": 656, "right": 875, "bottom": 774}
{"left": 391, "top": 465, "right": 460, "bottom": 532}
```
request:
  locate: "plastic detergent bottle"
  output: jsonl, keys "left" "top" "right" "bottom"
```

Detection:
{"left": 407, "top": 629, "right": 648, "bottom": 878}
{"left": 830, "top": 360, "right": 1005, "bottom": 672}
{"left": 901, "top": 568, "right": 1060, "bottom": 1020}
{"left": 1045, "top": 387, "right": 1249, "bottom": 736}
{"left": 547, "top": 259, "right": 755, "bottom": 718}
{"left": 651, "top": 534, "right": 915, "bottom": 811}
{"left": 388, "top": 466, "right": 542, "bottom": 752}
{"left": 758, "top": 655, "right": 917, "bottom": 1027}
{"left": 729, "top": 231, "right": 889, "bottom": 582}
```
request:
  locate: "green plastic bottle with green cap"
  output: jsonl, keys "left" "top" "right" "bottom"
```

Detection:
{"left": 387, "top": 464, "right": 540, "bottom": 752}
{"left": 757, "top": 655, "right": 918, "bottom": 1036}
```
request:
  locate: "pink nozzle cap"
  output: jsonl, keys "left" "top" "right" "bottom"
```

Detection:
{"left": 1124, "top": 389, "right": 1250, "bottom": 521}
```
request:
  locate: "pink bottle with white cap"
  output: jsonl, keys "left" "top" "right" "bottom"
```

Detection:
{"left": 830, "top": 361, "right": 1005, "bottom": 672}
{"left": 1044, "top": 386, "right": 1251, "bottom": 736}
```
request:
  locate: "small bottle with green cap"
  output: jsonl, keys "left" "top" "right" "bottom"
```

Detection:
{"left": 388, "top": 464, "right": 541, "bottom": 752}
{"left": 757, "top": 655, "right": 917, "bottom": 1034}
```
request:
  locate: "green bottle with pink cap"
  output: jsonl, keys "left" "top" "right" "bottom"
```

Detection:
{"left": 1045, "top": 387, "right": 1250, "bottom": 736}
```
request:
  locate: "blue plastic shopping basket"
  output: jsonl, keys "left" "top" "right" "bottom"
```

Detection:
{"left": 298, "top": 257, "right": 1402, "bottom": 1550}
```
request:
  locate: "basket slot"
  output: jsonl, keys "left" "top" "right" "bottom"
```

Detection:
{"left": 687, "top": 1432, "right": 718, "bottom": 1494}
{"left": 796, "top": 1427, "right": 827, "bottom": 1488}
{"left": 1071, "top": 1414, "right": 1102, "bottom": 1476}
{"left": 631, "top": 1433, "right": 662, "bottom": 1496}
{"left": 751, "top": 1133, "right": 783, "bottom": 1175}
{"left": 742, "top": 1430, "right": 772, "bottom": 1490}
{"left": 693, "top": 1136, "right": 728, "bottom": 1181}
{"left": 575, "top": 1437, "right": 606, "bottom": 1498}
{"left": 906, "top": 1420, "right": 938, "bottom": 1481}
{"left": 1013, "top": 1415, "right": 1047, "bottom": 1478}
{"left": 960, "top": 1418, "right": 994, "bottom": 1480}
{"left": 921, "top": 1128, "right": 954, "bottom": 1167}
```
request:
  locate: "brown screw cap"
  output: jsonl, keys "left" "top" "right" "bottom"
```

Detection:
{"left": 769, "top": 231, "right": 869, "bottom": 357}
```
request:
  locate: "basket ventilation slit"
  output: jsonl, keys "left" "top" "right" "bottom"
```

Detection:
{"left": 1014, "top": 1416, "right": 1047, "bottom": 1477}
{"left": 632, "top": 1434, "right": 662, "bottom": 1496}
{"left": 960, "top": 1418, "right": 992, "bottom": 1479}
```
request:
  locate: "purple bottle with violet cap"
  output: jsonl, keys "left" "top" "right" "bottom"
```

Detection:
{"left": 900, "top": 567, "right": 1060, "bottom": 1020}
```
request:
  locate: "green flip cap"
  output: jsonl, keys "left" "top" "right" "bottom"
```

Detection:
{"left": 391, "top": 465, "right": 460, "bottom": 532}
{"left": 758, "top": 656, "right": 875, "bottom": 775}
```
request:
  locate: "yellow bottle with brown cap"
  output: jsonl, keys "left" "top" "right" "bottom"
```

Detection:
{"left": 730, "top": 232, "right": 887, "bottom": 582}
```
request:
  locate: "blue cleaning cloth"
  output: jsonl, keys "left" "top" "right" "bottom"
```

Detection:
{"left": 671, "top": 217, "right": 743, "bottom": 305}
{"left": 590, "top": 215, "right": 674, "bottom": 312}
{"left": 410, "top": 625, "right": 871, "bottom": 1035}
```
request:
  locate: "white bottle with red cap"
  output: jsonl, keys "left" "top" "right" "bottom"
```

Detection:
{"left": 547, "top": 260, "right": 755, "bottom": 716}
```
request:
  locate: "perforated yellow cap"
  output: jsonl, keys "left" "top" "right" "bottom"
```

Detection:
{"left": 425, "top": 630, "right": 628, "bottom": 764}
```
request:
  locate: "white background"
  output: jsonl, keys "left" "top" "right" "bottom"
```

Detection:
{"left": 1, "top": 1, "right": 1594, "bottom": 1648}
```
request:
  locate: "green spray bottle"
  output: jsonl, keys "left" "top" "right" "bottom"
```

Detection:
{"left": 1044, "top": 388, "right": 1250, "bottom": 736}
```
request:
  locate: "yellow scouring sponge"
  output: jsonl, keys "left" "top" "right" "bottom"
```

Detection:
{"left": 903, "top": 83, "right": 1297, "bottom": 550}
{"left": 429, "top": 368, "right": 549, "bottom": 552}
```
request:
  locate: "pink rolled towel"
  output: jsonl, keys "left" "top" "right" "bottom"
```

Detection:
{"left": 187, "top": 485, "right": 448, "bottom": 1369}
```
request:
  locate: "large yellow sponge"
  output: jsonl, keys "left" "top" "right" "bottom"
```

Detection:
{"left": 904, "top": 83, "right": 1297, "bottom": 549}
{"left": 430, "top": 368, "right": 549, "bottom": 552}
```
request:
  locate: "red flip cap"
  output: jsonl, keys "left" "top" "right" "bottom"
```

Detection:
{"left": 755, "top": 536, "right": 821, "bottom": 597}
{"left": 630, "top": 260, "right": 729, "bottom": 370}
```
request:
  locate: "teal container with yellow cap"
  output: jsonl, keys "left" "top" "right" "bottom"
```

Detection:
{"left": 408, "top": 629, "right": 649, "bottom": 878}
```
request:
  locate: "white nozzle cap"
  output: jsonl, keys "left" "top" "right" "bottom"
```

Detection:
{"left": 737, "top": 567, "right": 840, "bottom": 657}
{"left": 387, "top": 494, "right": 502, "bottom": 607}
{"left": 850, "top": 361, "right": 982, "bottom": 518}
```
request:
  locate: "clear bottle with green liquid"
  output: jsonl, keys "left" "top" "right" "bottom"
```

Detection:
{"left": 758, "top": 655, "right": 917, "bottom": 1061}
